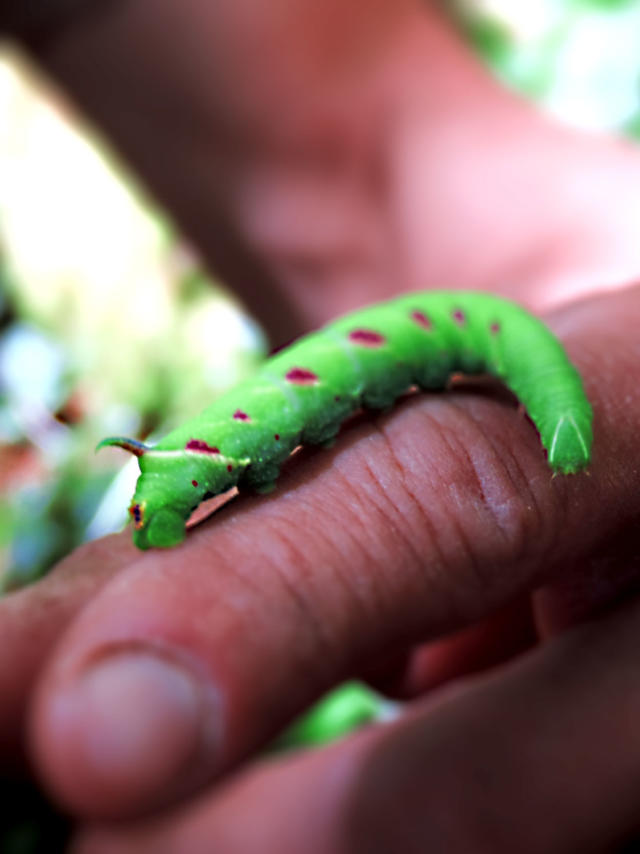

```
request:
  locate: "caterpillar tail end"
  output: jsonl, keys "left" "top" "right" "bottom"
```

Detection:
{"left": 96, "top": 436, "right": 150, "bottom": 457}
{"left": 547, "top": 415, "right": 592, "bottom": 475}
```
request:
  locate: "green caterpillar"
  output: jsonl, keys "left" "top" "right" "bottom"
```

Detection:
{"left": 98, "top": 292, "right": 592, "bottom": 550}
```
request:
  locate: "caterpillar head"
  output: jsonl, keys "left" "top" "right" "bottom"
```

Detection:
{"left": 97, "top": 435, "right": 241, "bottom": 549}
{"left": 97, "top": 436, "right": 190, "bottom": 549}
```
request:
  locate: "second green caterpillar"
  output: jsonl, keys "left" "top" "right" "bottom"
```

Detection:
{"left": 99, "top": 291, "right": 593, "bottom": 550}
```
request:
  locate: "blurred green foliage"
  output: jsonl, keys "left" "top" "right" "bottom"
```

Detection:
{"left": 457, "top": 0, "right": 640, "bottom": 128}
{"left": 0, "top": 464, "right": 114, "bottom": 593}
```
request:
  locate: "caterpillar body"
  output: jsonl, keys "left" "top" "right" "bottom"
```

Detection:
{"left": 98, "top": 292, "right": 592, "bottom": 550}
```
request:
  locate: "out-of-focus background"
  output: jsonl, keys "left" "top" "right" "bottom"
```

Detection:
{"left": 1, "top": 0, "right": 640, "bottom": 850}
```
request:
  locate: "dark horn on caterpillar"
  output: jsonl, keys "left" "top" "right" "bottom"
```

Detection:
{"left": 95, "top": 436, "right": 150, "bottom": 457}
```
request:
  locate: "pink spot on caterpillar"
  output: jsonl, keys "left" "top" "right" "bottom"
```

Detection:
{"left": 227, "top": 464, "right": 233, "bottom": 472}
{"left": 274, "top": 434, "right": 280, "bottom": 441}
{"left": 348, "top": 329, "right": 386, "bottom": 347}
{"left": 334, "top": 395, "right": 341, "bottom": 402}
{"left": 490, "top": 322, "right": 501, "bottom": 335}
{"left": 411, "top": 310, "right": 432, "bottom": 330}
{"left": 186, "top": 439, "right": 220, "bottom": 454}
{"left": 452, "top": 309, "right": 466, "bottom": 325}
{"left": 233, "top": 410, "right": 251, "bottom": 421}
{"left": 285, "top": 367, "right": 319, "bottom": 385}
{"left": 192, "top": 480, "right": 198, "bottom": 487}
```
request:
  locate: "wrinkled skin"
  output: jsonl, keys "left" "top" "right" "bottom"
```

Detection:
{"left": 3, "top": 1, "right": 640, "bottom": 851}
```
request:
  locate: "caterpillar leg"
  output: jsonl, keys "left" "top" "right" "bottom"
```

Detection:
{"left": 253, "top": 481, "right": 278, "bottom": 495}
{"left": 242, "top": 462, "right": 281, "bottom": 494}
{"left": 318, "top": 436, "right": 338, "bottom": 449}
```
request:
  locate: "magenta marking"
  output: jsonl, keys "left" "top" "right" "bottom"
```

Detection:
{"left": 192, "top": 480, "right": 198, "bottom": 487}
{"left": 490, "top": 322, "right": 500, "bottom": 335}
{"left": 233, "top": 409, "right": 251, "bottom": 422}
{"left": 285, "top": 367, "right": 319, "bottom": 385}
{"left": 186, "top": 439, "right": 220, "bottom": 454}
{"left": 274, "top": 434, "right": 280, "bottom": 441}
{"left": 411, "top": 310, "right": 432, "bottom": 330}
{"left": 227, "top": 464, "right": 233, "bottom": 473}
{"left": 348, "top": 328, "right": 386, "bottom": 347}
{"left": 452, "top": 309, "right": 466, "bottom": 325}
{"left": 334, "top": 395, "right": 341, "bottom": 402}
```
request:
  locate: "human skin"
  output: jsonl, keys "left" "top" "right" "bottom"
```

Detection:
{"left": 2, "top": 1, "right": 640, "bottom": 851}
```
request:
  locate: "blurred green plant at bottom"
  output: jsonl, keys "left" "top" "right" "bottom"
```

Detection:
{"left": 0, "top": 777, "right": 70, "bottom": 854}
{"left": 0, "top": 684, "right": 393, "bottom": 854}
{"left": 271, "top": 681, "right": 396, "bottom": 752}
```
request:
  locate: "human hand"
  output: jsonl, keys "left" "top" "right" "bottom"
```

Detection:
{"left": 10, "top": 0, "right": 640, "bottom": 340}
{"left": 0, "top": 286, "right": 639, "bottom": 852}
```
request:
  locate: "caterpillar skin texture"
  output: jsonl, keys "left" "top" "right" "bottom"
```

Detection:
{"left": 98, "top": 292, "right": 593, "bottom": 550}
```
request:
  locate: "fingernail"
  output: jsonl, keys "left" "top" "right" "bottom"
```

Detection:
{"left": 45, "top": 651, "right": 219, "bottom": 812}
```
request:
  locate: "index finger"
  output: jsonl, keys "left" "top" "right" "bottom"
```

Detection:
{"left": 30, "top": 286, "right": 640, "bottom": 818}
{"left": 0, "top": 533, "right": 136, "bottom": 768}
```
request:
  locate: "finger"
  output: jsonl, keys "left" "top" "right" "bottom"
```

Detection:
{"left": 31, "top": 287, "right": 640, "bottom": 817}
{"left": 360, "top": 596, "right": 537, "bottom": 698}
{"left": 74, "top": 594, "right": 640, "bottom": 854}
{"left": 394, "top": 595, "right": 538, "bottom": 698}
{"left": 533, "top": 522, "right": 640, "bottom": 637}
{"left": 0, "top": 533, "right": 136, "bottom": 768}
